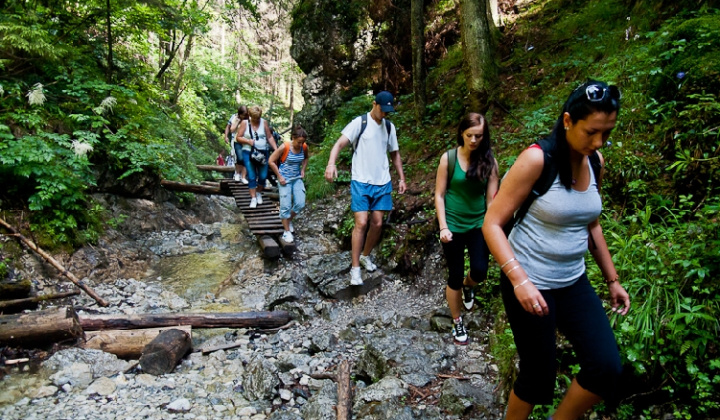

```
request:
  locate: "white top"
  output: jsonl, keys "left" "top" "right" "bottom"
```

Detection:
{"left": 242, "top": 118, "right": 269, "bottom": 151}
{"left": 341, "top": 113, "right": 399, "bottom": 185}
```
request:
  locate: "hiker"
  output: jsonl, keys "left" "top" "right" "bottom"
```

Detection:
{"left": 435, "top": 113, "right": 499, "bottom": 345}
{"left": 482, "top": 80, "right": 630, "bottom": 420}
{"left": 268, "top": 125, "right": 309, "bottom": 244}
{"left": 225, "top": 105, "right": 249, "bottom": 184}
{"left": 324, "top": 91, "right": 407, "bottom": 286}
{"left": 216, "top": 153, "right": 225, "bottom": 166}
{"left": 232, "top": 105, "right": 278, "bottom": 208}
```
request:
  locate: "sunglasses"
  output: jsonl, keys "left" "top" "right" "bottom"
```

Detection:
{"left": 582, "top": 84, "right": 621, "bottom": 102}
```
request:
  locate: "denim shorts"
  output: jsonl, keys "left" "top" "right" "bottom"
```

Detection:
{"left": 351, "top": 181, "right": 393, "bottom": 212}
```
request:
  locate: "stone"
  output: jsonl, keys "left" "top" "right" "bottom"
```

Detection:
{"left": 84, "top": 377, "right": 117, "bottom": 396}
{"left": 243, "top": 356, "right": 280, "bottom": 401}
{"left": 355, "top": 376, "right": 408, "bottom": 404}
{"left": 167, "top": 397, "right": 192, "bottom": 412}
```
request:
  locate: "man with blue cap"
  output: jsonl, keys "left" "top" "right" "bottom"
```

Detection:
{"left": 325, "top": 91, "right": 407, "bottom": 286}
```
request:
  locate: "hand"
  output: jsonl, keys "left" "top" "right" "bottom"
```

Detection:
{"left": 224, "top": 137, "right": 229, "bottom": 144}
{"left": 514, "top": 280, "right": 549, "bottom": 316}
{"left": 608, "top": 282, "right": 630, "bottom": 316}
{"left": 439, "top": 228, "right": 453, "bottom": 243}
{"left": 398, "top": 179, "right": 407, "bottom": 194}
{"left": 324, "top": 164, "right": 337, "bottom": 182}
{"left": 300, "top": 170, "right": 305, "bottom": 179}
{"left": 279, "top": 176, "right": 287, "bottom": 186}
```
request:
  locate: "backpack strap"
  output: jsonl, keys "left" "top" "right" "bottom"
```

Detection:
{"left": 352, "top": 115, "right": 393, "bottom": 155}
{"left": 445, "top": 148, "right": 458, "bottom": 192}
{"left": 280, "top": 141, "right": 310, "bottom": 164}
{"left": 503, "top": 139, "right": 557, "bottom": 236}
{"left": 588, "top": 151, "right": 602, "bottom": 189}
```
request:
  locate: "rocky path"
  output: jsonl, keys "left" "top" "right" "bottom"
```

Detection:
{"left": 0, "top": 192, "right": 504, "bottom": 419}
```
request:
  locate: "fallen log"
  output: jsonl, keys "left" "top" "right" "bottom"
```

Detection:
{"left": 0, "top": 306, "right": 83, "bottom": 347}
{"left": 83, "top": 325, "right": 192, "bottom": 359}
{"left": 139, "top": 329, "right": 191, "bottom": 375}
{"left": 336, "top": 360, "right": 352, "bottom": 420}
{"left": 0, "top": 217, "right": 109, "bottom": 307}
{"left": 160, "top": 180, "right": 227, "bottom": 195}
{"left": 197, "top": 164, "right": 234, "bottom": 173}
{"left": 258, "top": 235, "right": 281, "bottom": 259}
{"left": 79, "top": 310, "right": 291, "bottom": 331}
{"left": 0, "top": 290, "right": 80, "bottom": 313}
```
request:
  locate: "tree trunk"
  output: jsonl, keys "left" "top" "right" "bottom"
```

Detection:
{"left": 160, "top": 180, "right": 225, "bottom": 195}
{"left": 411, "top": 0, "right": 426, "bottom": 123}
{"left": 79, "top": 311, "right": 292, "bottom": 331}
{"left": 139, "top": 329, "right": 192, "bottom": 375}
{"left": 106, "top": 0, "right": 113, "bottom": 83}
{"left": 0, "top": 307, "right": 83, "bottom": 347}
{"left": 336, "top": 360, "right": 352, "bottom": 419}
{"left": 459, "top": 0, "right": 497, "bottom": 111}
{"left": 171, "top": 34, "right": 194, "bottom": 105}
{"left": 83, "top": 326, "right": 192, "bottom": 359}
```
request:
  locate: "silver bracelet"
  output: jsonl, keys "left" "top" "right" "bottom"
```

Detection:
{"left": 500, "top": 257, "right": 517, "bottom": 270}
{"left": 513, "top": 279, "right": 530, "bottom": 290}
{"left": 505, "top": 264, "right": 521, "bottom": 276}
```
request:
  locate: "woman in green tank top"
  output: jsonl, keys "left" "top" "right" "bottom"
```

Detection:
{"left": 434, "top": 112, "right": 499, "bottom": 345}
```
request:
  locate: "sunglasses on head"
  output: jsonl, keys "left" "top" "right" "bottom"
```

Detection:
{"left": 582, "top": 84, "right": 621, "bottom": 102}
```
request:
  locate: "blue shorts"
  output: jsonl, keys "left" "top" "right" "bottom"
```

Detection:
{"left": 351, "top": 181, "right": 393, "bottom": 212}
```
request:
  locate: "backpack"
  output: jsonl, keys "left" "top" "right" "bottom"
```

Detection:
{"left": 503, "top": 138, "right": 602, "bottom": 236}
{"left": 280, "top": 141, "right": 308, "bottom": 163}
{"left": 351, "top": 114, "right": 393, "bottom": 154}
{"left": 445, "top": 147, "right": 458, "bottom": 192}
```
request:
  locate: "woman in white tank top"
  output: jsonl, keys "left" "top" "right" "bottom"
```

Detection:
{"left": 232, "top": 105, "right": 278, "bottom": 208}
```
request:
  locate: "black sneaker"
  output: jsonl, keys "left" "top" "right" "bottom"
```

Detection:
{"left": 462, "top": 286, "right": 475, "bottom": 311}
{"left": 452, "top": 317, "right": 469, "bottom": 345}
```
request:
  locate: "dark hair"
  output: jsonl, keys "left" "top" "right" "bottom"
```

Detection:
{"left": 547, "top": 79, "right": 621, "bottom": 189}
{"left": 457, "top": 113, "right": 495, "bottom": 181}
{"left": 237, "top": 105, "right": 248, "bottom": 119}
{"left": 291, "top": 125, "right": 307, "bottom": 140}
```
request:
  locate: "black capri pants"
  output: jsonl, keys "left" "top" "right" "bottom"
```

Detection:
{"left": 500, "top": 272, "right": 622, "bottom": 406}
{"left": 440, "top": 227, "right": 490, "bottom": 290}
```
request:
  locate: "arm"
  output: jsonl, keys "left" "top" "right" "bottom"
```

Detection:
{"left": 324, "top": 135, "right": 351, "bottom": 182}
{"left": 587, "top": 219, "right": 629, "bottom": 315}
{"left": 265, "top": 120, "right": 278, "bottom": 151}
{"left": 230, "top": 116, "right": 241, "bottom": 134}
{"left": 482, "top": 147, "right": 549, "bottom": 315}
{"left": 268, "top": 145, "right": 286, "bottom": 185}
{"left": 301, "top": 147, "right": 309, "bottom": 178}
{"left": 434, "top": 153, "right": 452, "bottom": 243}
{"left": 234, "top": 121, "right": 253, "bottom": 146}
{"left": 389, "top": 150, "right": 406, "bottom": 194}
{"left": 224, "top": 122, "right": 231, "bottom": 144}
{"left": 485, "top": 158, "right": 500, "bottom": 208}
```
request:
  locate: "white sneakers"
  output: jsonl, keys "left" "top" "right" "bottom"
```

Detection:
{"left": 350, "top": 267, "right": 363, "bottom": 286}
{"left": 256, "top": 192, "right": 263, "bottom": 205}
{"left": 281, "top": 231, "right": 294, "bottom": 243}
{"left": 249, "top": 198, "right": 257, "bottom": 208}
{"left": 233, "top": 173, "right": 241, "bottom": 182}
{"left": 359, "top": 254, "right": 377, "bottom": 272}
{"left": 241, "top": 177, "right": 248, "bottom": 185}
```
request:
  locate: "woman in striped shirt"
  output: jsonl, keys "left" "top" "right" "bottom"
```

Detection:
{"left": 268, "top": 126, "right": 310, "bottom": 243}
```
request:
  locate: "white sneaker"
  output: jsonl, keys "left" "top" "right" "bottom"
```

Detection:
{"left": 256, "top": 192, "right": 263, "bottom": 205}
{"left": 289, "top": 221, "right": 294, "bottom": 233}
{"left": 281, "top": 231, "right": 294, "bottom": 243}
{"left": 249, "top": 198, "right": 257, "bottom": 208}
{"left": 359, "top": 254, "right": 377, "bottom": 272}
{"left": 350, "top": 267, "right": 363, "bottom": 286}
{"left": 265, "top": 180, "right": 272, "bottom": 188}
{"left": 233, "top": 173, "right": 241, "bottom": 182}
{"left": 241, "top": 177, "right": 248, "bottom": 185}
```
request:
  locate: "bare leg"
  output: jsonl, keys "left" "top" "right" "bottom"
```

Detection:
{"left": 351, "top": 212, "right": 369, "bottom": 267}
{"left": 235, "top": 163, "right": 242, "bottom": 177}
{"left": 464, "top": 274, "right": 478, "bottom": 288}
{"left": 361, "top": 210, "right": 384, "bottom": 256}
{"left": 551, "top": 379, "right": 602, "bottom": 420}
{"left": 281, "top": 218, "right": 290, "bottom": 232}
{"left": 249, "top": 187, "right": 256, "bottom": 199}
{"left": 446, "top": 287, "right": 463, "bottom": 319}
{"left": 506, "top": 390, "right": 534, "bottom": 420}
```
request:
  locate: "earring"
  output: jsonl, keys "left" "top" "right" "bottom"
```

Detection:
{"left": 564, "top": 126, "right": 569, "bottom": 130}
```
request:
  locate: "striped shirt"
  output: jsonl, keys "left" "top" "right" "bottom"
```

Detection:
{"left": 279, "top": 147, "right": 305, "bottom": 180}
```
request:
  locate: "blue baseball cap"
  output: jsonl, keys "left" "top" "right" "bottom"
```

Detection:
{"left": 375, "top": 91, "right": 395, "bottom": 112}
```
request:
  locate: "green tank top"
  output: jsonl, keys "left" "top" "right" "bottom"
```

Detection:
{"left": 445, "top": 158, "right": 487, "bottom": 233}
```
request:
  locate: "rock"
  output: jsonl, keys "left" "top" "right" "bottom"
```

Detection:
{"left": 34, "top": 385, "right": 58, "bottom": 399}
{"left": 438, "top": 378, "right": 495, "bottom": 416}
{"left": 300, "top": 381, "right": 336, "bottom": 420}
{"left": 266, "top": 275, "right": 305, "bottom": 309}
{"left": 84, "top": 377, "right": 117, "bottom": 396}
{"left": 167, "top": 397, "right": 192, "bottom": 412}
{"left": 276, "top": 353, "right": 312, "bottom": 373}
{"left": 308, "top": 332, "right": 338, "bottom": 354}
{"left": 243, "top": 356, "right": 280, "bottom": 401}
{"left": 42, "top": 348, "right": 132, "bottom": 379}
{"left": 279, "top": 388, "right": 293, "bottom": 401}
{"left": 49, "top": 362, "right": 93, "bottom": 388}
{"left": 355, "top": 376, "right": 408, "bottom": 404}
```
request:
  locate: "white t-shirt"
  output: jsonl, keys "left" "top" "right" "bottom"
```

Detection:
{"left": 341, "top": 113, "right": 399, "bottom": 185}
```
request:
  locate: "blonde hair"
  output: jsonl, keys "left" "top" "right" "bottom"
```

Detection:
{"left": 248, "top": 105, "right": 262, "bottom": 120}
